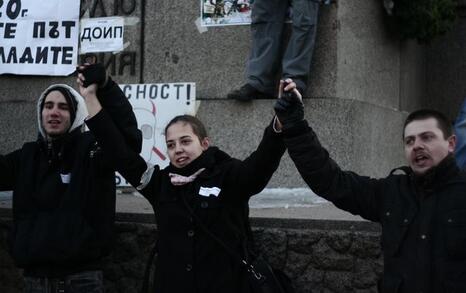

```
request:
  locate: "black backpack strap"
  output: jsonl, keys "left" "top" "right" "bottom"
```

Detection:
{"left": 243, "top": 201, "right": 258, "bottom": 261}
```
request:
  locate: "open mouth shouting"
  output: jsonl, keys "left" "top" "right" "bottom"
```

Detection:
{"left": 414, "top": 153, "right": 429, "bottom": 165}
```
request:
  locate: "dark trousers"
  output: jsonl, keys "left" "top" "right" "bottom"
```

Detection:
{"left": 247, "top": 0, "right": 320, "bottom": 95}
{"left": 24, "top": 271, "right": 104, "bottom": 293}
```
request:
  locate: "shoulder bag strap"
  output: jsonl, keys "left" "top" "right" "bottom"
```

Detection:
{"left": 179, "top": 194, "right": 264, "bottom": 279}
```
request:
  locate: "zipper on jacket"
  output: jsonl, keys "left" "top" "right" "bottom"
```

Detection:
{"left": 47, "top": 141, "right": 53, "bottom": 164}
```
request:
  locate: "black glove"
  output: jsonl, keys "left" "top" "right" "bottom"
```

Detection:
{"left": 274, "top": 90, "right": 304, "bottom": 130}
{"left": 77, "top": 63, "right": 107, "bottom": 88}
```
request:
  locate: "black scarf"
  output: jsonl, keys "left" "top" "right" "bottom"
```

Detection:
{"left": 166, "top": 147, "right": 219, "bottom": 177}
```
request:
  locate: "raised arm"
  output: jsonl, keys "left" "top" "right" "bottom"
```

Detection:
{"left": 454, "top": 98, "right": 466, "bottom": 170}
{"left": 227, "top": 121, "right": 286, "bottom": 198}
{"left": 274, "top": 80, "right": 383, "bottom": 222}
{"left": 78, "top": 68, "right": 157, "bottom": 201}
{"left": 85, "top": 107, "right": 159, "bottom": 201}
{"left": 77, "top": 63, "right": 142, "bottom": 153}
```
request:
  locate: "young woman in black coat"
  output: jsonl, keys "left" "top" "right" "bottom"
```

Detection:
{"left": 78, "top": 68, "right": 290, "bottom": 293}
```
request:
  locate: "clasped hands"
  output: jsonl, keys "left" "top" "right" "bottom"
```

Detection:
{"left": 273, "top": 79, "right": 304, "bottom": 132}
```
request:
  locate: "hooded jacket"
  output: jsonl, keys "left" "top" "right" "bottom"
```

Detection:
{"left": 86, "top": 109, "right": 286, "bottom": 293}
{"left": 0, "top": 79, "right": 141, "bottom": 277}
{"left": 283, "top": 121, "right": 466, "bottom": 293}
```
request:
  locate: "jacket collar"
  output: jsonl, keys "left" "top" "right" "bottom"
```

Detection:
{"left": 37, "top": 127, "right": 83, "bottom": 170}
{"left": 410, "top": 154, "right": 460, "bottom": 191}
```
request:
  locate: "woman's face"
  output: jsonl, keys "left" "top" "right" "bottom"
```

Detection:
{"left": 165, "top": 122, "right": 209, "bottom": 168}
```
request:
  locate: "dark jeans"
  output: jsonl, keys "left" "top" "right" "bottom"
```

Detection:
{"left": 24, "top": 270, "right": 104, "bottom": 293}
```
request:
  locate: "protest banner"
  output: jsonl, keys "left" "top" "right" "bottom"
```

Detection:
{"left": 0, "top": 0, "right": 80, "bottom": 75}
{"left": 116, "top": 82, "right": 197, "bottom": 187}
{"left": 80, "top": 17, "right": 125, "bottom": 54}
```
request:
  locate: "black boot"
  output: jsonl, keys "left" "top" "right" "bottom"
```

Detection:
{"left": 227, "top": 84, "right": 273, "bottom": 101}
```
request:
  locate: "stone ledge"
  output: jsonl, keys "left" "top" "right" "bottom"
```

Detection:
{"left": 0, "top": 209, "right": 380, "bottom": 233}
{"left": 114, "top": 212, "right": 380, "bottom": 233}
{"left": 0, "top": 214, "right": 383, "bottom": 293}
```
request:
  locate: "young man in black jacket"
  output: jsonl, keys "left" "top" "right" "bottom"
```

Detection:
{"left": 274, "top": 79, "right": 466, "bottom": 293}
{"left": 0, "top": 64, "right": 141, "bottom": 293}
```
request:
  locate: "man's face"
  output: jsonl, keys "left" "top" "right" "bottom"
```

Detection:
{"left": 41, "top": 91, "right": 71, "bottom": 138}
{"left": 165, "top": 122, "right": 209, "bottom": 168}
{"left": 403, "top": 118, "right": 456, "bottom": 175}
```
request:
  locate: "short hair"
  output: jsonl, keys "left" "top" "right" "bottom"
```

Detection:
{"left": 164, "top": 115, "right": 208, "bottom": 141}
{"left": 403, "top": 109, "right": 453, "bottom": 139}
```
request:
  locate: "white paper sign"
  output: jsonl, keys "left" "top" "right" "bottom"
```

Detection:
{"left": 80, "top": 17, "right": 124, "bottom": 54}
{"left": 200, "top": 0, "right": 292, "bottom": 27}
{"left": 201, "top": 0, "right": 252, "bottom": 26}
{"left": 0, "top": 0, "right": 80, "bottom": 76}
{"left": 116, "top": 82, "right": 197, "bottom": 187}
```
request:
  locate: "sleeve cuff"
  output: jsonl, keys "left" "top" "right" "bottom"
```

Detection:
{"left": 97, "top": 76, "right": 115, "bottom": 95}
{"left": 282, "top": 120, "right": 311, "bottom": 138}
{"left": 85, "top": 108, "right": 107, "bottom": 128}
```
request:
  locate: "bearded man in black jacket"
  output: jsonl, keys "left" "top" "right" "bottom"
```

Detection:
{"left": 274, "top": 79, "right": 466, "bottom": 293}
{"left": 0, "top": 64, "right": 141, "bottom": 293}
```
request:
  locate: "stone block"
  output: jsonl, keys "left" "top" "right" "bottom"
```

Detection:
{"left": 142, "top": 1, "right": 339, "bottom": 99}
{"left": 324, "top": 271, "right": 353, "bottom": 292}
{"left": 253, "top": 227, "right": 288, "bottom": 268}
{"left": 336, "top": 0, "right": 401, "bottom": 108}
{"left": 0, "top": 85, "right": 406, "bottom": 190}
{"left": 285, "top": 250, "right": 314, "bottom": 280}
{"left": 325, "top": 231, "right": 353, "bottom": 253}
{"left": 0, "top": 102, "right": 37, "bottom": 154}
{"left": 426, "top": 12, "right": 466, "bottom": 119}
{"left": 311, "top": 239, "right": 354, "bottom": 271}
{"left": 143, "top": 0, "right": 251, "bottom": 98}
{"left": 399, "top": 40, "right": 426, "bottom": 112}
{"left": 0, "top": 0, "right": 422, "bottom": 185}
{"left": 0, "top": 76, "right": 73, "bottom": 104}
{"left": 349, "top": 233, "right": 382, "bottom": 258}
{"left": 287, "top": 230, "right": 323, "bottom": 254}
{"left": 142, "top": 0, "right": 425, "bottom": 108}
{"left": 304, "top": 4, "right": 338, "bottom": 99}
{"left": 0, "top": 218, "right": 383, "bottom": 293}
{"left": 353, "top": 258, "right": 381, "bottom": 289}
{"left": 295, "top": 265, "right": 325, "bottom": 293}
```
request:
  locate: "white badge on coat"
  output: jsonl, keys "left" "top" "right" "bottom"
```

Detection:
{"left": 60, "top": 173, "right": 71, "bottom": 184}
{"left": 199, "top": 186, "right": 221, "bottom": 197}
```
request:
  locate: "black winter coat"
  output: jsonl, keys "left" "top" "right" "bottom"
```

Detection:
{"left": 284, "top": 122, "right": 466, "bottom": 293}
{"left": 86, "top": 110, "right": 286, "bottom": 293}
{"left": 0, "top": 79, "right": 141, "bottom": 277}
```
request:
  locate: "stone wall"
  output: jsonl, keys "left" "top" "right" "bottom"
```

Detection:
{"left": 0, "top": 215, "right": 382, "bottom": 293}
{"left": 426, "top": 0, "right": 466, "bottom": 118}
{"left": 0, "top": 0, "right": 420, "bottom": 183}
